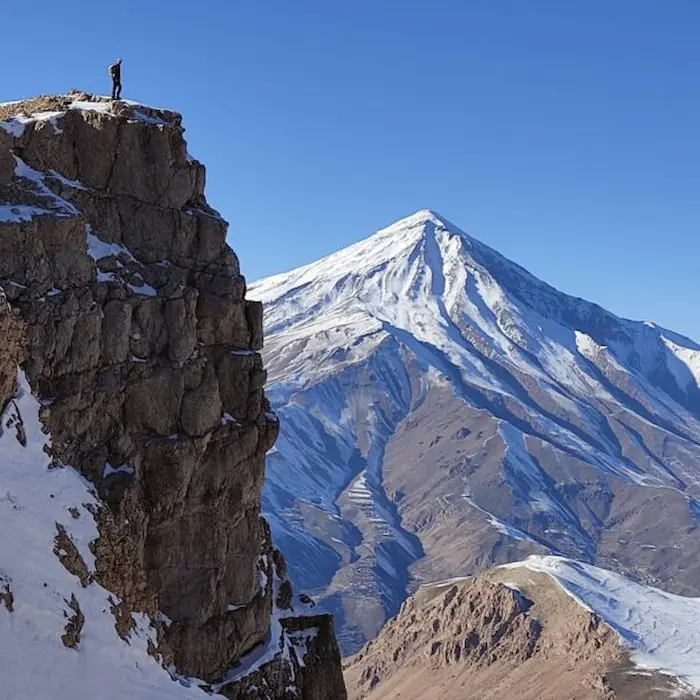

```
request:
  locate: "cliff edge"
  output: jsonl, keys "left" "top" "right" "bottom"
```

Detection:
{"left": 0, "top": 92, "right": 346, "bottom": 699}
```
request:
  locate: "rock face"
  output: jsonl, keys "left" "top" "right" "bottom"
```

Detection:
{"left": 0, "top": 93, "right": 346, "bottom": 698}
{"left": 0, "top": 291, "right": 25, "bottom": 409}
{"left": 345, "top": 572, "right": 621, "bottom": 700}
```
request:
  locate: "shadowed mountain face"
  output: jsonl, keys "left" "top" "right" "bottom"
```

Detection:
{"left": 251, "top": 209, "right": 700, "bottom": 654}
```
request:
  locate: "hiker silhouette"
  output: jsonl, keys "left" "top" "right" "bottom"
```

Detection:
{"left": 109, "top": 59, "right": 122, "bottom": 100}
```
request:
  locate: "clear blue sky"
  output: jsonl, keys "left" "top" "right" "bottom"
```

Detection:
{"left": 4, "top": 1, "right": 699, "bottom": 338}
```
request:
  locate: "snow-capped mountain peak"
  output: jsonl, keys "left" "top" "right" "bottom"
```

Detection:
{"left": 252, "top": 210, "right": 700, "bottom": 409}
{"left": 252, "top": 211, "right": 700, "bottom": 654}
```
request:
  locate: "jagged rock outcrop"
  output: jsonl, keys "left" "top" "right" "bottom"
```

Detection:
{"left": 0, "top": 291, "right": 25, "bottom": 409}
{"left": 345, "top": 572, "right": 621, "bottom": 700}
{"left": 0, "top": 92, "right": 346, "bottom": 698}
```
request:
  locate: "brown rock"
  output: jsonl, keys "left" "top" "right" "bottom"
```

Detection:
{"left": 54, "top": 523, "right": 92, "bottom": 587}
{"left": 133, "top": 298, "right": 167, "bottom": 355}
{"left": 344, "top": 568, "right": 685, "bottom": 700}
{"left": 0, "top": 129, "right": 13, "bottom": 185}
{"left": 195, "top": 211, "right": 227, "bottom": 263}
{"left": 125, "top": 370, "right": 183, "bottom": 434}
{"left": 61, "top": 594, "right": 85, "bottom": 649}
{"left": 217, "top": 352, "right": 260, "bottom": 420}
{"left": 180, "top": 364, "right": 222, "bottom": 437}
{"left": 165, "top": 291, "right": 197, "bottom": 365}
{"left": 0, "top": 93, "right": 346, "bottom": 699}
{"left": 101, "top": 299, "right": 131, "bottom": 364}
{"left": 197, "top": 294, "right": 249, "bottom": 346}
{"left": 246, "top": 300, "right": 264, "bottom": 351}
{"left": 0, "top": 292, "right": 25, "bottom": 409}
{"left": 118, "top": 197, "right": 179, "bottom": 262}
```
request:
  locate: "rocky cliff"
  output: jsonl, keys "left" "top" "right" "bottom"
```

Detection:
{"left": 0, "top": 290, "right": 25, "bottom": 407}
{"left": 0, "top": 92, "right": 346, "bottom": 699}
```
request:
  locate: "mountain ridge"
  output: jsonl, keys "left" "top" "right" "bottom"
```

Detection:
{"left": 344, "top": 555, "right": 700, "bottom": 700}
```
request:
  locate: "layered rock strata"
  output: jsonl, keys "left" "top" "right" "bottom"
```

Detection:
{"left": 0, "top": 92, "right": 345, "bottom": 699}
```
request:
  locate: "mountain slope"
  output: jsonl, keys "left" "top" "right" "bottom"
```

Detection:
{"left": 251, "top": 209, "right": 700, "bottom": 653}
{"left": 344, "top": 556, "right": 700, "bottom": 700}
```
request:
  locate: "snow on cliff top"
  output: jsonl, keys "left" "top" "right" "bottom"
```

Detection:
{"left": 502, "top": 556, "right": 700, "bottom": 691}
{"left": 0, "top": 94, "right": 175, "bottom": 138}
{"left": 0, "top": 95, "right": 168, "bottom": 112}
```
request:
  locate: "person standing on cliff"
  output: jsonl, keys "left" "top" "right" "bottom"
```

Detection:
{"left": 109, "top": 59, "right": 122, "bottom": 100}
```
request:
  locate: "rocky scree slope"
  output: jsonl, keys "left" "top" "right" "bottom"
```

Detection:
{"left": 0, "top": 93, "right": 346, "bottom": 699}
{"left": 251, "top": 209, "right": 700, "bottom": 654}
{"left": 345, "top": 557, "right": 700, "bottom": 700}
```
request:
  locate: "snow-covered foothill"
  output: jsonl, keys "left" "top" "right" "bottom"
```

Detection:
{"left": 503, "top": 556, "right": 700, "bottom": 692}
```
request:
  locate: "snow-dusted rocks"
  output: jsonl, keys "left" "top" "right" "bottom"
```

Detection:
{"left": 503, "top": 556, "right": 700, "bottom": 691}
{"left": 0, "top": 93, "right": 346, "bottom": 699}
{"left": 252, "top": 209, "right": 700, "bottom": 654}
{"left": 0, "top": 372, "right": 209, "bottom": 700}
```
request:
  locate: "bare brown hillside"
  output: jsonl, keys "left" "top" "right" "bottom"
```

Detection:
{"left": 344, "top": 567, "right": 699, "bottom": 700}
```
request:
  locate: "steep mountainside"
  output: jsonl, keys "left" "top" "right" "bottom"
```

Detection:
{"left": 344, "top": 557, "right": 700, "bottom": 700}
{"left": 251, "top": 209, "right": 700, "bottom": 653}
{"left": 0, "top": 93, "right": 346, "bottom": 699}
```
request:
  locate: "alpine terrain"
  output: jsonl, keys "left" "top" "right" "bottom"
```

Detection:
{"left": 251, "top": 209, "right": 700, "bottom": 655}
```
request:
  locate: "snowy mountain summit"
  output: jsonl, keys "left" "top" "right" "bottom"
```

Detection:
{"left": 252, "top": 209, "right": 700, "bottom": 653}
